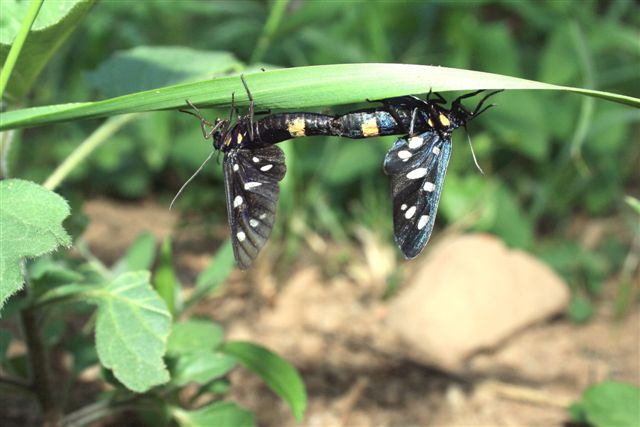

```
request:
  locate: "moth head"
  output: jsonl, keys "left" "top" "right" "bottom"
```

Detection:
{"left": 211, "top": 118, "right": 229, "bottom": 150}
{"left": 449, "top": 89, "right": 503, "bottom": 128}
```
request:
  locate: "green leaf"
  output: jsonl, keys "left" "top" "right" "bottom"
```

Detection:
{"left": 2, "top": 63, "right": 637, "bottom": 130}
{"left": 184, "top": 240, "right": 235, "bottom": 310}
{"left": 194, "top": 240, "right": 235, "bottom": 292}
{"left": 170, "top": 351, "right": 236, "bottom": 386}
{"left": 567, "top": 403, "right": 587, "bottom": 422}
{"left": 570, "top": 381, "right": 640, "bottom": 427}
{"left": 27, "top": 256, "right": 83, "bottom": 284}
{"left": 439, "top": 174, "right": 497, "bottom": 230}
{"left": 167, "top": 320, "right": 224, "bottom": 355}
{"left": 112, "top": 232, "right": 157, "bottom": 274}
{"left": 625, "top": 196, "right": 640, "bottom": 215}
{"left": 86, "top": 46, "right": 242, "bottom": 98}
{"left": 174, "top": 401, "right": 255, "bottom": 427}
{"left": 35, "top": 283, "right": 93, "bottom": 307}
{"left": 323, "top": 142, "right": 382, "bottom": 185}
{"left": 0, "top": 0, "right": 95, "bottom": 100}
{"left": 221, "top": 341, "right": 306, "bottom": 421}
{"left": 490, "top": 184, "right": 534, "bottom": 249}
{"left": 0, "top": 179, "right": 71, "bottom": 311}
{"left": 153, "top": 238, "right": 178, "bottom": 317}
{"left": 90, "top": 271, "right": 171, "bottom": 392}
{"left": 568, "top": 295, "right": 594, "bottom": 324}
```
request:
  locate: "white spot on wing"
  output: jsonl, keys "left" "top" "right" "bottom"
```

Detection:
{"left": 417, "top": 215, "right": 429, "bottom": 230}
{"left": 400, "top": 204, "right": 407, "bottom": 211}
{"left": 249, "top": 219, "right": 259, "bottom": 227}
{"left": 405, "top": 206, "right": 416, "bottom": 219}
{"left": 244, "top": 182, "right": 262, "bottom": 190}
{"left": 406, "top": 168, "right": 427, "bottom": 180}
{"left": 233, "top": 195, "right": 243, "bottom": 208}
{"left": 252, "top": 156, "right": 259, "bottom": 163}
{"left": 259, "top": 213, "right": 267, "bottom": 219}
{"left": 236, "top": 231, "right": 246, "bottom": 242}
{"left": 398, "top": 150, "right": 412, "bottom": 160}
{"left": 432, "top": 146, "right": 441, "bottom": 155}
{"left": 408, "top": 136, "right": 424, "bottom": 149}
{"left": 260, "top": 164, "right": 273, "bottom": 172}
{"left": 423, "top": 182, "right": 436, "bottom": 192}
{"left": 233, "top": 164, "right": 239, "bottom": 172}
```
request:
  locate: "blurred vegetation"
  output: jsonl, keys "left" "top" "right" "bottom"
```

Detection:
{"left": 8, "top": 0, "right": 640, "bottom": 319}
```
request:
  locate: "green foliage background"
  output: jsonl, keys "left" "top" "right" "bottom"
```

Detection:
{"left": 8, "top": 0, "right": 640, "bottom": 315}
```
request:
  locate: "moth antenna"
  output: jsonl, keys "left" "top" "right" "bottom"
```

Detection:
{"left": 465, "top": 126, "right": 484, "bottom": 175}
{"left": 169, "top": 150, "right": 216, "bottom": 210}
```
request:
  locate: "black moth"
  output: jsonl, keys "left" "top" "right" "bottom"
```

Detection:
{"left": 181, "top": 75, "right": 501, "bottom": 267}
{"left": 181, "top": 77, "right": 286, "bottom": 269}
{"left": 379, "top": 90, "right": 502, "bottom": 258}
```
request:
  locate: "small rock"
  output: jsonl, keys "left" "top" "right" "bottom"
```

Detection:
{"left": 386, "top": 234, "right": 570, "bottom": 372}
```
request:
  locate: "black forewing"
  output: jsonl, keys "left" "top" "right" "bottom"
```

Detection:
{"left": 383, "top": 131, "right": 452, "bottom": 259}
{"left": 223, "top": 145, "right": 286, "bottom": 269}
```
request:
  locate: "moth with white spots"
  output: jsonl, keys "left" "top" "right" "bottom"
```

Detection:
{"left": 380, "top": 89, "right": 501, "bottom": 259}
{"left": 223, "top": 145, "right": 286, "bottom": 269}
{"left": 384, "top": 130, "right": 451, "bottom": 258}
{"left": 181, "top": 78, "right": 500, "bottom": 267}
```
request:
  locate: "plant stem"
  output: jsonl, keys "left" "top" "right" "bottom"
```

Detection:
{"left": 250, "top": 0, "right": 290, "bottom": 64}
{"left": 61, "top": 397, "right": 151, "bottom": 427}
{"left": 43, "top": 114, "right": 138, "bottom": 191}
{"left": 0, "top": 129, "right": 15, "bottom": 179}
{"left": 21, "top": 307, "right": 60, "bottom": 427}
{"left": 0, "top": 0, "right": 44, "bottom": 97}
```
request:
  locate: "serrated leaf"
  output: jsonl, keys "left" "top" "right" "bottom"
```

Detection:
{"left": 174, "top": 401, "right": 255, "bottom": 427}
{"left": 2, "top": 63, "right": 637, "bottom": 130}
{"left": 221, "top": 341, "right": 306, "bottom": 421}
{"left": 170, "top": 351, "right": 236, "bottom": 386}
{"left": 90, "top": 271, "right": 171, "bottom": 392}
{"left": 167, "top": 320, "right": 224, "bottom": 355}
{"left": 85, "top": 46, "right": 242, "bottom": 98}
{"left": 0, "top": 179, "right": 71, "bottom": 311}
{"left": 0, "top": 0, "right": 96, "bottom": 100}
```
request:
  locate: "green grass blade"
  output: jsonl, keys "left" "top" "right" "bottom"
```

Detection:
{"left": 1, "top": 64, "right": 638, "bottom": 130}
{"left": 0, "top": 0, "right": 44, "bottom": 97}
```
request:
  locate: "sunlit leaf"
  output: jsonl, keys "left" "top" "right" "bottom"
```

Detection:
{"left": 0, "top": 179, "right": 70, "bottom": 311}
{"left": 0, "top": 0, "right": 96, "bottom": 100}
{"left": 174, "top": 401, "right": 255, "bottom": 427}
{"left": 222, "top": 341, "right": 306, "bottom": 421}
{"left": 167, "top": 320, "right": 224, "bottom": 355}
{"left": 170, "top": 351, "right": 236, "bottom": 386}
{"left": 2, "top": 63, "right": 637, "bottom": 130}
{"left": 90, "top": 271, "right": 171, "bottom": 392}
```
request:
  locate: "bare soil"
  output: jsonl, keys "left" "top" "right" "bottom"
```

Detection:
{"left": 3, "top": 198, "right": 638, "bottom": 427}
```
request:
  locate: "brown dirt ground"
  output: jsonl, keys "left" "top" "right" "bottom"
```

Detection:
{"left": 3, "top": 198, "right": 639, "bottom": 427}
